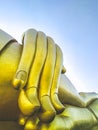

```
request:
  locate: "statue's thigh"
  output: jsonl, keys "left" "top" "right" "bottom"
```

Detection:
{"left": 0, "top": 121, "right": 23, "bottom": 130}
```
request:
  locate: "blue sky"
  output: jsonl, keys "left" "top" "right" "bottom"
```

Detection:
{"left": 0, "top": 0, "right": 98, "bottom": 92}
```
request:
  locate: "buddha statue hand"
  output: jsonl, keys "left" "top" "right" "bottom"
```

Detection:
{"left": 12, "top": 29, "right": 66, "bottom": 126}
{"left": 19, "top": 73, "right": 98, "bottom": 130}
{"left": 0, "top": 29, "right": 98, "bottom": 130}
{"left": 36, "top": 97, "right": 98, "bottom": 130}
{"left": 12, "top": 29, "right": 98, "bottom": 130}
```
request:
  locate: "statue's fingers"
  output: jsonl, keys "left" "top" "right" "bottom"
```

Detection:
{"left": 38, "top": 37, "right": 56, "bottom": 122}
{"left": 18, "top": 113, "right": 28, "bottom": 126}
{"left": 38, "top": 105, "right": 98, "bottom": 130}
{"left": 18, "top": 89, "right": 38, "bottom": 116}
{"left": 24, "top": 116, "right": 39, "bottom": 130}
{"left": 18, "top": 109, "right": 39, "bottom": 130}
{"left": 13, "top": 29, "right": 37, "bottom": 89}
{"left": 25, "top": 31, "right": 47, "bottom": 112}
{"left": 38, "top": 115, "right": 67, "bottom": 130}
{"left": 50, "top": 45, "right": 65, "bottom": 113}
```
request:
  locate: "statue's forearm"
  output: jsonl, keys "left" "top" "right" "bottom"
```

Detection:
{"left": 0, "top": 121, "right": 23, "bottom": 130}
{"left": 0, "top": 41, "right": 22, "bottom": 120}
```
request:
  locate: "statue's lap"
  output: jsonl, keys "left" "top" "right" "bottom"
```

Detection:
{"left": 0, "top": 121, "right": 23, "bottom": 130}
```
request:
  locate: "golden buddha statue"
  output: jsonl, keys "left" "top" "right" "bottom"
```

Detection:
{"left": 0, "top": 29, "right": 98, "bottom": 130}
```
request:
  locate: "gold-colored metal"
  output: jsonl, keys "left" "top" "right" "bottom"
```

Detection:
{"left": 39, "top": 36, "right": 56, "bottom": 122}
{"left": 61, "top": 65, "right": 66, "bottom": 74}
{"left": 0, "top": 29, "right": 16, "bottom": 51}
{"left": 50, "top": 44, "right": 65, "bottom": 113}
{"left": 0, "top": 29, "right": 98, "bottom": 130}
{"left": 26, "top": 31, "right": 47, "bottom": 117}
{"left": 13, "top": 29, "right": 37, "bottom": 89}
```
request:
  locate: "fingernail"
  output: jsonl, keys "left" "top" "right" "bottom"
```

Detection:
{"left": 13, "top": 70, "right": 27, "bottom": 89}
{"left": 13, "top": 78, "right": 25, "bottom": 89}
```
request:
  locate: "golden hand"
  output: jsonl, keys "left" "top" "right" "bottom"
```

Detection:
{"left": 0, "top": 29, "right": 98, "bottom": 130}
{"left": 12, "top": 29, "right": 65, "bottom": 127}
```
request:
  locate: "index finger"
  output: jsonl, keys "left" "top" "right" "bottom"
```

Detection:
{"left": 13, "top": 29, "right": 37, "bottom": 89}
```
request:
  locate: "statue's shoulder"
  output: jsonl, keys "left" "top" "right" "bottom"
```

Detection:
{"left": 0, "top": 29, "right": 16, "bottom": 52}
